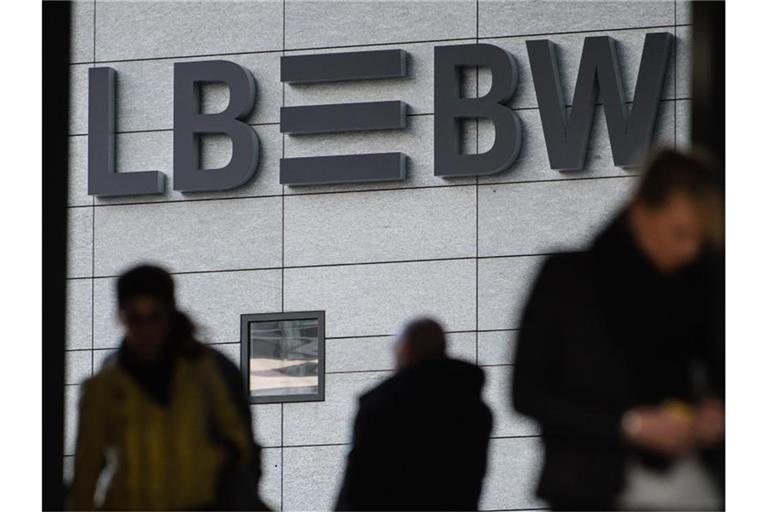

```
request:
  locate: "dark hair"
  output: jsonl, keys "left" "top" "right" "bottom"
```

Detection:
{"left": 400, "top": 317, "right": 447, "bottom": 362}
{"left": 636, "top": 148, "right": 724, "bottom": 242}
{"left": 116, "top": 264, "right": 201, "bottom": 356}
{"left": 117, "top": 264, "right": 176, "bottom": 308}
{"left": 637, "top": 148, "right": 721, "bottom": 207}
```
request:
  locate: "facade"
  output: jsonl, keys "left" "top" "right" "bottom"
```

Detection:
{"left": 64, "top": 1, "right": 693, "bottom": 510}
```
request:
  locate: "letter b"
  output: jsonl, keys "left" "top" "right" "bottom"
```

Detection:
{"left": 173, "top": 60, "right": 260, "bottom": 192}
{"left": 434, "top": 44, "right": 522, "bottom": 177}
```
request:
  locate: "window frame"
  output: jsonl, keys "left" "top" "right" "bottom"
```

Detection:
{"left": 240, "top": 310, "right": 326, "bottom": 404}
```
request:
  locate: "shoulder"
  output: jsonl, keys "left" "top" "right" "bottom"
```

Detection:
{"left": 527, "top": 252, "right": 592, "bottom": 295}
{"left": 357, "top": 374, "right": 401, "bottom": 412}
{"left": 79, "top": 357, "right": 125, "bottom": 404}
{"left": 540, "top": 251, "right": 591, "bottom": 277}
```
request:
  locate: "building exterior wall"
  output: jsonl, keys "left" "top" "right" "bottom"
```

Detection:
{"left": 64, "top": 1, "right": 693, "bottom": 510}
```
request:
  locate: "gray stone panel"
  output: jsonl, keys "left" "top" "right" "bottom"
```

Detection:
{"left": 95, "top": 0, "right": 283, "bottom": 61}
{"left": 283, "top": 444, "right": 348, "bottom": 511}
{"left": 260, "top": 447, "right": 283, "bottom": 510}
{"left": 478, "top": 256, "right": 546, "bottom": 331}
{"left": 66, "top": 350, "right": 92, "bottom": 385}
{"left": 478, "top": 0, "right": 674, "bottom": 38}
{"left": 252, "top": 403, "right": 282, "bottom": 448}
{"left": 93, "top": 196, "right": 282, "bottom": 276}
{"left": 483, "top": 365, "right": 540, "bottom": 438}
{"left": 285, "top": 0, "right": 476, "bottom": 49}
{"left": 676, "top": 24, "right": 692, "bottom": 100}
{"left": 71, "top": 0, "right": 94, "bottom": 63}
{"left": 285, "top": 259, "right": 476, "bottom": 338}
{"left": 478, "top": 177, "right": 635, "bottom": 257}
{"left": 480, "top": 436, "right": 545, "bottom": 510}
{"left": 67, "top": 279, "right": 92, "bottom": 350}
{"left": 68, "top": 207, "right": 93, "bottom": 278}
{"left": 284, "top": 186, "right": 476, "bottom": 266}
{"left": 478, "top": 330, "right": 517, "bottom": 367}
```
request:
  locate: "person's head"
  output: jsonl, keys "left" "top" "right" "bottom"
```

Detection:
{"left": 628, "top": 148, "right": 723, "bottom": 274}
{"left": 393, "top": 317, "right": 447, "bottom": 370}
{"left": 116, "top": 265, "right": 177, "bottom": 363}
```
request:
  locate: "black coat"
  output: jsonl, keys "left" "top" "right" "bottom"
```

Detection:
{"left": 512, "top": 211, "right": 724, "bottom": 508}
{"left": 335, "top": 357, "right": 493, "bottom": 511}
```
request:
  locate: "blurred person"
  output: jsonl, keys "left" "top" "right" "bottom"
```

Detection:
{"left": 512, "top": 148, "right": 725, "bottom": 511}
{"left": 70, "top": 265, "right": 264, "bottom": 511}
{"left": 335, "top": 318, "right": 493, "bottom": 511}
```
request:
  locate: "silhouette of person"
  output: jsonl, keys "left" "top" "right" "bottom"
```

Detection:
{"left": 335, "top": 317, "right": 493, "bottom": 511}
{"left": 512, "top": 149, "right": 725, "bottom": 511}
{"left": 70, "top": 265, "right": 265, "bottom": 511}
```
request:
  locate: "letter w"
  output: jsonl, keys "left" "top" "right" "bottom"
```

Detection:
{"left": 527, "top": 33, "right": 672, "bottom": 170}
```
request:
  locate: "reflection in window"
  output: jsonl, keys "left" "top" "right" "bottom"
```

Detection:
{"left": 242, "top": 312, "right": 324, "bottom": 403}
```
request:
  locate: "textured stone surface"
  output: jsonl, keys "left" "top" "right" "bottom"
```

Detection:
{"left": 95, "top": 0, "right": 283, "bottom": 61}
{"left": 252, "top": 404, "right": 282, "bottom": 448}
{"left": 285, "top": 259, "right": 476, "bottom": 338}
{"left": 285, "top": 186, "right": 475, "bottom": 266}
{"left": 478, "top": 177, "right": 636, "bottom": 257}
{"left": 67, "top": 279, "right": 92, "bottom": 350}
{"left": 71, "top": 0, "right": 94, "bottom": 63}
{"left": 69, "top": 64, "right": 90, "bottom": 135}
{"left": 260, "top": 447, "right": 283, "bottom": 510}
{"left": 676, "top": 24, "right": 692, "bottom": 100}
{"left": 479, "top": 0, "right": 674, "bottom": 38}
{"left": 478, "top": 330, "right": 517, "bottom": 367}
{"left": 282, "top": 444, "right": 348, "bottom": 511}
{"left": 676, "top": 99, "right": 691, "bottom": 148}
{"left": 483, "top": 365, "right": 539, "bottom": 438}
{"left": 480, "top": 436, "right": 545, "bottom": 510}
{"left": 93, "top": 196, "right": 282, "bottom": 276}
{"left": 66, "top": 350, "right": 92, "bottom": 385}
{"left": 65, "top": 385, "right": 79, "bottom": 456}
{"left": 285, "top": 0, "right": 476, "bottom": 49}
{"left": 478, "top": 256, "right": 547, "bottom": 331}
{"left": 68, "top": 207, "right": 93, "bottom": 278}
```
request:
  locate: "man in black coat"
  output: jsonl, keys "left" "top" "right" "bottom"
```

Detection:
{"left": 335, "top": 318, "right": 493, "bottom": 511}
{"left": 512, "top": 149, "right": 725, "bottom": 511}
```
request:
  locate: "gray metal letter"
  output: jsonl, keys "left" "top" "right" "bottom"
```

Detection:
{"left": 434, "top": 44, "right": 522, "bottom": 177}
{"left": 88, "top": 67, "right": 165, "bottom": 197}
{"left": 527, "top": 32, "right": 672, "bottom": 170}
{"left": 173, "top": 60, "right": 259, "bottom": 192}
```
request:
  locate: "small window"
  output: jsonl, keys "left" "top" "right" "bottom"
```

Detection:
{"left": 240, "top": 311, "right": 325, "bottom": 404}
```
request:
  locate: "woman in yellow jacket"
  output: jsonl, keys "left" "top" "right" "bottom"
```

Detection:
{"left": 70, "top": 265, "right": 252, "bottom": 511}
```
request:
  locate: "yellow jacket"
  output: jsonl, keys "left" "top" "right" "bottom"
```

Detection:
{"left": 70, "top": 351, "right": 251, "bottom": 511}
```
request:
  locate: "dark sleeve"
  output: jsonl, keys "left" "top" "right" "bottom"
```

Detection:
{"left": 703, "top": 249, "right": 725, "bottom": 399}
{"left": 335, "top": 398, "right": 380, "bottom": 511}
{"left": 512, "top": 257, "right": 624, "bottom": 445}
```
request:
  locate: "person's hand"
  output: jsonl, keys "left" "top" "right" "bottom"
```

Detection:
{"left": 693, "top": 398, "right": 725, "bottom": 447}
{"left": 622, "top": 406, "right": 695, "bottom": 457}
